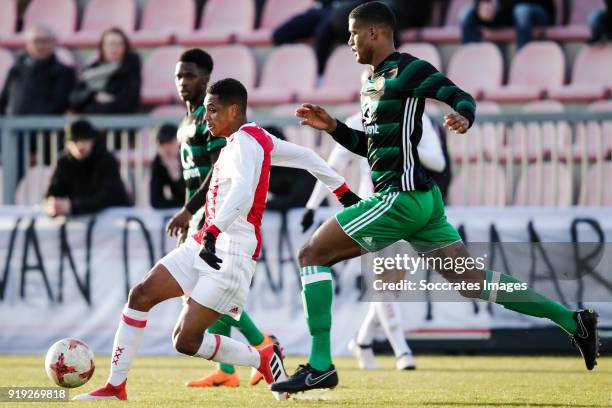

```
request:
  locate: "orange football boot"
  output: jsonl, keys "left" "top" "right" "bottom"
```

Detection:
{"left": 185, "top": 368, "right": 239, "bottom": 387}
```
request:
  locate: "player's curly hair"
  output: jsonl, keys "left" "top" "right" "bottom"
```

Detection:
{"left": 178, "top": 48, "right": 213, "bottom": 74}
{"left": 349, "top": 1, "right": 396, "bottom": 31}
{"left": 207, "top": 78, "right": 248, "bottom": 113}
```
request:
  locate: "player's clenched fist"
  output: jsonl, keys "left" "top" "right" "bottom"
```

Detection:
{"left": 295, "top": 104, "right": 338, "bottom": 132}
{"left": 443, "top": 113, "right": 470, "bottom": 134}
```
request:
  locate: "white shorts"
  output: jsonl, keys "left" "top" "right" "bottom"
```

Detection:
{"left": 158, "top": 237, "right": 256, "bottom": 319}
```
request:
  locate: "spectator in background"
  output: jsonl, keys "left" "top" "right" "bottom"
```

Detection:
{"left": 461, "top": 0, "right": 555, "bottom": 49}
{"left": 150, "top": 123, "right": 185, "bottom": 209}
{"left": 44, "top": 119, "right": 131, "bottom": 217}
{"left": 589, "top": 0, "right": 612, "bottom": 43}
{"left": 264, "top": 126, "right": 317, "bottom": 211}
{"left": 273, "top": 0, "right": 432, "bottom": 75}
{"left": 0, "top": 25, "right": 75, "bottom": 115}
{"left": 69, "top": 27, "right": 141, "bottom": 114}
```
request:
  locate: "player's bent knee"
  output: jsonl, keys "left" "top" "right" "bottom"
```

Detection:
{"left": 173, "top": 332, "right": 200, "bottom": 356}
{"left": 298, "top": 241, "right": 330, "bottom": 267}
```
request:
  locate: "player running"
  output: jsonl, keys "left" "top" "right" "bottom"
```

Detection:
{"left": 74, "top": 77, "right": 359, "bottom": 401}
{"left": 165, "top": 48, "right": 278, "bottom": 388}
{"left": 272, "top": 1, "right": 599, "bottom": 394}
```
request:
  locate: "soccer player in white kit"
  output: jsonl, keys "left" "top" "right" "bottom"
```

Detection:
{"left": 74, "top": 78, "right": 360, "bottom": 401}
{"left": 301, "top": 111, "right": 446, "bottom": 371}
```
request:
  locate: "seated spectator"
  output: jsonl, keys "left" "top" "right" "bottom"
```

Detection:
{"left": 150, "top": 124, "right": 185, "bottom": 209}
{"left": 0, "top": 24, "right": 75, "bottom": 115}
{"left": 44, "top": 119, "right": 131, "bottom": 217}
{"left": 461, "top": 0, "right": 555, "bottom": 49}
{"left": 273, "top": 1, "right": 431, "bottom": 75}
{"left": 69, "top": 27, "right": 141, "bottom": 114}
{"left": 589, "top": 0, "right": 612, "bottom": 43}
{"left": 265, "top": 126, "right": 316, "bottom": 211}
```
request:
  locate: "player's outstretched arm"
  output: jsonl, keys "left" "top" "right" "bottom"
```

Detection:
{"left": 296, "top": 103, "right": 368, "bottom": 156}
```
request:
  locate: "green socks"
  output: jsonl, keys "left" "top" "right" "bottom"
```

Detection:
{"left": 207, "top": 320, "right": 235, "bottom": 374}
{"left": 301, "top": 266, "right": 334, "bottom": 371}
{"left": 219, "top": 312, "right": 265, "bottom": 346}
{"left": 481, "top": 270, "right": 577, "bottom": 335}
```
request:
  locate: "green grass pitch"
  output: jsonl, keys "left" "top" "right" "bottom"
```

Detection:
{"left": 1, "top": 355, "right": 611, "bottom": 407}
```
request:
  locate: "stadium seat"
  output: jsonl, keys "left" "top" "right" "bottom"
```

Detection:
{"left": 141, "top": 46, "right": 184, "bottom": 106}
{"left": 514, "top": 163, "right": 573, "bottom": 206}
{"left": 296, "top": 46, "right": 363, "bottom": 104}
{"left": 15, "top": 166, "right": 53, "bottom": 206}
{"left": 572, "top": 101, "right": 612, "bottom": 161}
{"left": 131, "top": 0, "right": 196, "bottom": 47}
{"left": 546, "top": 0, "right": 603, "bottom": 41}
{"left": 55, "top": 47, "right": 77, "bottom": 68}
{"left": 250, "top": 44, "right": 317, "bottom": 106}
{"left": 0, "top": 0, "right": 77, "bottom": 48}
{"left": 447, "top": 101, "right": 504, "bottom": 163}
{"left": 62, "top": 0, "right": 136, "bottom": 47}
{"left": 209, "top": 45, "right": 257, "bottom": 90}
{"left": 484, "top": 42, "right": 565, "bottom": 102}
{"left": 507, "top": 101, "right": 571, "bottom": 162}
{"left": 398, "top": 43, "right": 442, "bottom": 71}
{"left": 237, "top": 0, "right": 313, "bottom": 46}
{"left": 578, "top": 162, "right": 612, "bottom": 206}
{"left": 448, "top": 163, "right": 507, "bottom": 206}
{"left": 420, "top": 0, "right": 472, "bottom": 43}
{"left": 548, "top": 45, "right": 612, "bottom": 102}
{"left": 0, "top": 47, "right": 14, "bottom": 88}
{"left": 176, "top": 0, "right": 255, "bottom": 46}
{"left": 447, "top": 43, "right": 503, "bottom": 99}
{"left": 0, "top": 0, "right": 17, "bottom": 40}
{"left": 151, "top": 104, "right": 186, "bottom": 117}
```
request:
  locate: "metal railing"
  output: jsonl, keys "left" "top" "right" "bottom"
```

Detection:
{"left": 1, "top": 111, "right": 612, "bottom": 206}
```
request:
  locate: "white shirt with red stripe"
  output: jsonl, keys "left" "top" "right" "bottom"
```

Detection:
{"left": 193, "top": 123, "right": 348, "bottom": 260}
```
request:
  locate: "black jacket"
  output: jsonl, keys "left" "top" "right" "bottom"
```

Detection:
{"left": 69, "top": 52, "right": 141, "bottom": 114}
{"left": 474, "top": 0, "right": 556, "bottom": 24}
{"left": 46, "top": 139, "right": 131, "bottom": 215}
{"left": 0, "top": 53, "right": 75, "bottom": 115}
{"left": 149, "top": 154, "right": 185, "bottom": 209}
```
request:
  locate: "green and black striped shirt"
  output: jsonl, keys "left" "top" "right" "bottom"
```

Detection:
{"left": 177, "top": 104, "right": 226, "bottom": 213}
{"left": 330, "top": 52, "right": 476, "bottom": 193}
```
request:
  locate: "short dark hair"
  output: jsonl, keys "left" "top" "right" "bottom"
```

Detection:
{"left": 179, "top": 48, "right": 213, "bottom": 74}
{"left": 154, "top": 123, "right": 178, "bottom": 144}
{"left": 349, "top": 1, "right": 396, "bottom": 31}
{"left": 65, "top": 118, "right": 98, "bottom": 141}
{"left": 207, "top": 78, "right": 248, "bottom": 113}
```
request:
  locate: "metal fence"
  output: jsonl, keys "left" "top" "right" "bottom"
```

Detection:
{"left": 1, "top": 111, "right": 612, "bottom": 207}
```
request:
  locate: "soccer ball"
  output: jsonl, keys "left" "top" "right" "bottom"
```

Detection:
{"left": 45, "top": 338, "right": 95, "bottom": 388}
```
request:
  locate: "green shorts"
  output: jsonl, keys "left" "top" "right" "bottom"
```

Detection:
{"left": 335, "top": 185, "right": 461, "bottom": 253}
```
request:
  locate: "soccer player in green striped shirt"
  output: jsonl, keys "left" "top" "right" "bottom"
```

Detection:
{"left": 272, "top": 1, "right": 599, "bottom": 394}
{"left": 165, "top": 49, "right": 278, "bottom": 388}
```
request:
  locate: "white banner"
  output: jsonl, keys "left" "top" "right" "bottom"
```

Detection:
{"left": 0, "top": 206, "right": 611, "bottom": 356}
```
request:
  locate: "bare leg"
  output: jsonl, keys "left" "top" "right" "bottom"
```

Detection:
{"left": 298, "top": 217, "right": 362, "bottom": 267}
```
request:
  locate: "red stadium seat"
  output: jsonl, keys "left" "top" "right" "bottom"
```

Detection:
{"left": 398, "top": 43, "right": 442, "bottom": 71}
{"left": 514, "top": 163, "right": 573, "bottom": 206}
{"left": 151, "top": 105, "right": 186, "bottom": 117}
{"left": 15, "top": 166, "right": 53, "bottom": 206}
{"left": 0, "top": 0, "right": 77, "bottom": 48}
{"left": 420, "top": 0, "right": 472, "bottom": 43}
{"left": 484, "top": 42, "right": 565, "bottom": 102}
{"left": 177, "top": 0, "right": 255, "bottom": 46}
{"left": 447, "top": 43, "right": 503, "bottom": 99}
{"left": 546, "top": 0, "right": 603, "bottom": 41}
{"left": 63, "top": 0, "right": 136, "bottom": 47}
{"left": 572, "top": 101, "right": 612, "bottom": 161}
{"left": 548, "top": 45, "right": 612, "bottom": 102}
{"left": 55, "top": 47, "right": 77, "bottom": 68}
{"left": 208, "top": 45, "right": 257, "bottom": 90}
{"left": 0, "top": 47, "right": 14, "bottom": 88}
{"left": 578, "top": 162, "right": 612, "bottom": 206}
{"left": 0, "top": 0, "right": 17, "bottom": 38}
{"left": 297, "top": 46, "right": 363, "bottom": 104}
{"left": 250, "top": 44, "right": 316, "bottom": 106}
{"left": 237, "top": 0, "right": 313, "bottom": 46}
{"left": 131, "top": 0, "right": 196, "bottom": 47}
{"left": 449, "top": 163, "right": 507, "bottom": 206}
{"left": 141, "top": 46, "right": 184, "bottom": 106}
{"left": 507, "top": 101, "right": 571, "bottom": 162}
